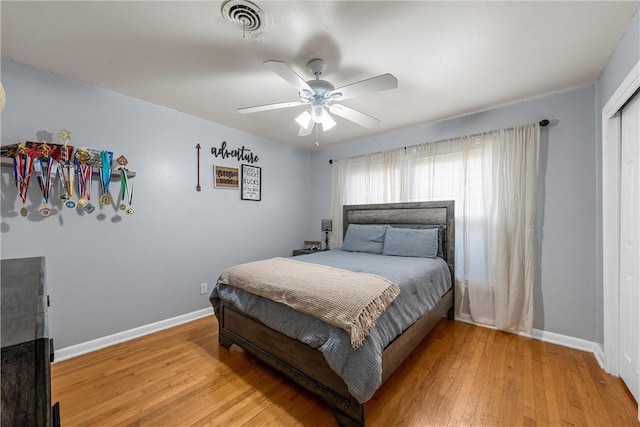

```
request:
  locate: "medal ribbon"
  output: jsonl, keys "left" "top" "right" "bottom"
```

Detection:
{"left": 13, "top": 154, "right": 34, "bottom": 205}
{"left": 118, "top": 165, "right": 134, "bottom": 215}
{"left": 119, "top": 168, "right": 127, "bottom": 199}
{"left": 76, "top": 162, "right": 92, "bottom": 201}
{"left": 128, "top": 180, "right": 134, "bottom": 206}
{"left": 33, "top": 158, "right": 59, "bottom": 205}
{"left": 64, "top": 163, "right": 75, "bottom": 197}
{"left": 99, "top": 151, "right": 112, "bottom": 196}
{"left": 59, "top": 162, "right": 75, "bottom": 198}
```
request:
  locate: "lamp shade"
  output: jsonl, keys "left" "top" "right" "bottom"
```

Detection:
{"left": 311, "top": 106, "right": 326, "bottom": 123}
{"left": 295, "top": 110, "right": 312, "bottom": 129}
{"left": 321, "top": 219, "right": 332, "bottom": 232}
{"left": 322, "top": 113, "right": 336, "bottom": 131}
{"left": 0, "top": 82, "right": 5, "bottom": 111}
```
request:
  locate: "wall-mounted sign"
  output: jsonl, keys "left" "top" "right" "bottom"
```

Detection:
{"left": 241, "top": 164, "right": 261, "bottom": 201}
{"left": 211, "top": 141, "right": 259, "bottom": 164}
{"left": 214, "top": 165, "right": 239, "bottom": 189}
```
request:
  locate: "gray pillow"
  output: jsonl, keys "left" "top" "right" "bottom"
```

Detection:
{"left": 341, "top": 224, "right": 387, "bottom": 254}
{"left": 382, "top": 227, "right": 438, "bottom": 258}
{"left": 390, "top": 224, "right": 445, "bottom": 258}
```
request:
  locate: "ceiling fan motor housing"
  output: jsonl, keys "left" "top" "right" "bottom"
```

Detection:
{"left": 302, "top": 79, "right": 335, "bottom": 104}
{"left": 307, "top": 58, "right": 326, "bottom": 76}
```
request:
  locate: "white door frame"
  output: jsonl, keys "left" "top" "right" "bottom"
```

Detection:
{"left": 602, "top": 59, "right": 640, "bottom": 378}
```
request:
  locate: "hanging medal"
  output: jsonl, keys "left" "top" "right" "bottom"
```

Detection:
{"left": 12, "top": 145, "right": 34, "bottom": 217}
{"left": 125, "top": 182, "right": 134, "bottom": 216}
{"left": 99, "top": 151, "right": 113, "bottom": 206}
{"left": 57, "top": 130, "right": 76, "bottom": 208}
{"left": 60, "top": 162, "right": 76, "bottom": 209}
{"left": 59, "top": 169, "right": 69, "bottom": 201}
{"left": 33, "top": 156, "right": 59, "bottom": 217}
{"left": 83, "top": 203, "right": 95, "bottom": 214}
{"left": 116, "top": 155, "right": 133, "bottom": 214}
{"left": 74, "top": 148, "right": 93, "bottom": 211}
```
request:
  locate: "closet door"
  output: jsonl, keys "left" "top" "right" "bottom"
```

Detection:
{"left": 619, "top": 90, "right": 640, "bottom": 403}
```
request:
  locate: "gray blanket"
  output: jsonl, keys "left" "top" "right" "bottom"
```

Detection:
{"left": 210, "top": 249, "right": 451, "bottom": 403}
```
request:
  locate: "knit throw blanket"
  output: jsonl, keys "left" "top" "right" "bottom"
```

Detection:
{"left": 218, "top": 257, "right": 400, "bottom": 348}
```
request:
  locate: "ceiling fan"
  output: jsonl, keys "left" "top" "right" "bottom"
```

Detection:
{"left": 237, "top": 59, "right": 398, "bottom": 137}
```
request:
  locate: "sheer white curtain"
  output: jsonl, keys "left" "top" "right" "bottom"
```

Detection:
{"left": 330, "top": 124, "right": 539, "bottom": 333}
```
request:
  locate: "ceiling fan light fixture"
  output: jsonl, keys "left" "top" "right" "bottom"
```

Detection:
{"left": 322, "top": 113, "right": 336, "bottom": 131}
{"left": 295, "top": 110, "right": 312, "bottom": 129}
{"left": 311, "top": 106, "right": 327, "bottom": 124}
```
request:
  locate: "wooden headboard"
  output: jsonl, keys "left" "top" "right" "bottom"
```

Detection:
{"left": 342, "top": 201, "right": 455, "bottom": 278}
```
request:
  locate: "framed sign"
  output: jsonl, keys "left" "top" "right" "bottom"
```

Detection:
{"left": 214, "top": 165, "right": 239, "bottom": 189}
{"left": 241, "top": 164, "right": 261, "bottom": 201}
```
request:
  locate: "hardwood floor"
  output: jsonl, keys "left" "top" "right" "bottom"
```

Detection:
{"left": 52, "top": 316, "right": 638, "bottom": 426}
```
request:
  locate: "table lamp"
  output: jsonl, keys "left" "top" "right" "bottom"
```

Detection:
{"left": 321, "top": 219, "right": 332, "bottom": 250}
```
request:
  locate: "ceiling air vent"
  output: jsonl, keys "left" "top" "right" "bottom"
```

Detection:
{"left": 221, "top": 0, "right": 265, "bottom": 36}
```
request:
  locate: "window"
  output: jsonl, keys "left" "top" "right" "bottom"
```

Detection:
{"left": 330, "top": 124, "right": 539, "bottom": 332}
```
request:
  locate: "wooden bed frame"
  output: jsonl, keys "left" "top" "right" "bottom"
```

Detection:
{"left": 217, "top": 201, "right": 455, "bottom": 427}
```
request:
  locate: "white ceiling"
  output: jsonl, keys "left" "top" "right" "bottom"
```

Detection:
{"left": 1, "top": 1, "right": 638, "bottom": 148}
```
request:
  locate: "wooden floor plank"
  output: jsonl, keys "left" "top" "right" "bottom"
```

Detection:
{"left": 51, "top": 316, "right": 639, "bottom": 426}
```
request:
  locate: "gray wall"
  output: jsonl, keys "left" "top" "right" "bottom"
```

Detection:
{"left": 0, "top": 59, "right": 311, "bottom": 349}
{"left": 310, "top": 85, "right": 599, "bottom": 341}
{"left": 594, "top": 6, "right": 640, "bottom": 346}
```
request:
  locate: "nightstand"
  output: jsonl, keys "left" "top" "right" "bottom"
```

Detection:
{"left": 292, "top": 249, "right": 320, "bottom": 256}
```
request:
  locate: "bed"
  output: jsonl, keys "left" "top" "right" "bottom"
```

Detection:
{"left": 210, "top": 201, "right": 455, "bottom": 427}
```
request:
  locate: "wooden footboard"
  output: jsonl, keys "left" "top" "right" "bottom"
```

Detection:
{"left": 218, "top": 288, "right": 453, "bottom": 427}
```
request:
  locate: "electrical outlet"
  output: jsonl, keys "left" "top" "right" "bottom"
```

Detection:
{"left": 200, "top": 283, "right": 208, "bottom": 295}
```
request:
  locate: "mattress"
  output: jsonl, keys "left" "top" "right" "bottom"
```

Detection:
{"left": 210, "top": 249, "right": 451, "bottom": 403}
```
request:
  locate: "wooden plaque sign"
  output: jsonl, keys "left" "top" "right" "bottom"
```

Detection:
{"left": 214, "top": 166, "right": 239, "bottom": 189}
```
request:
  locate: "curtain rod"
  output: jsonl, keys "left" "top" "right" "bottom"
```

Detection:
{"left": 328, "top": 119, "right": 550, "bottom": 164}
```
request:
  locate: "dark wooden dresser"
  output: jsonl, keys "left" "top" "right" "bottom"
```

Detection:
{"left": 1, "top": 257, "right": 60, "bottom": 426}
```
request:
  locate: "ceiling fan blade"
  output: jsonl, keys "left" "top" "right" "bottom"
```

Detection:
{"left": 329, "top": 73, "right": 398, "bottom": 101}
{"left": 264, "top": 60, "right": 314, "bottom": 94}
{"left": 298, "top": 122, "right": 314, "bottom": 136}
{"left": 329, "top": 104, "right": 380, "bottom": 128}
{"left": 237, "top": 101, "right": 305, "bottom": 114}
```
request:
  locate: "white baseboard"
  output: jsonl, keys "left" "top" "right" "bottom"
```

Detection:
{"left": 54, "top": 307, "right": 214, "bottom": 362}
{"left": 523, "top": 328, "right": 598, "bottom": 354}
{"left": 593, "top": 343, "right": 606, "bottom": 370}
{"left": 55, "top": 309, "right": 602, "bottom": 366}
{"left": 455, "top": 313, "right": 598, "bottom": 355}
